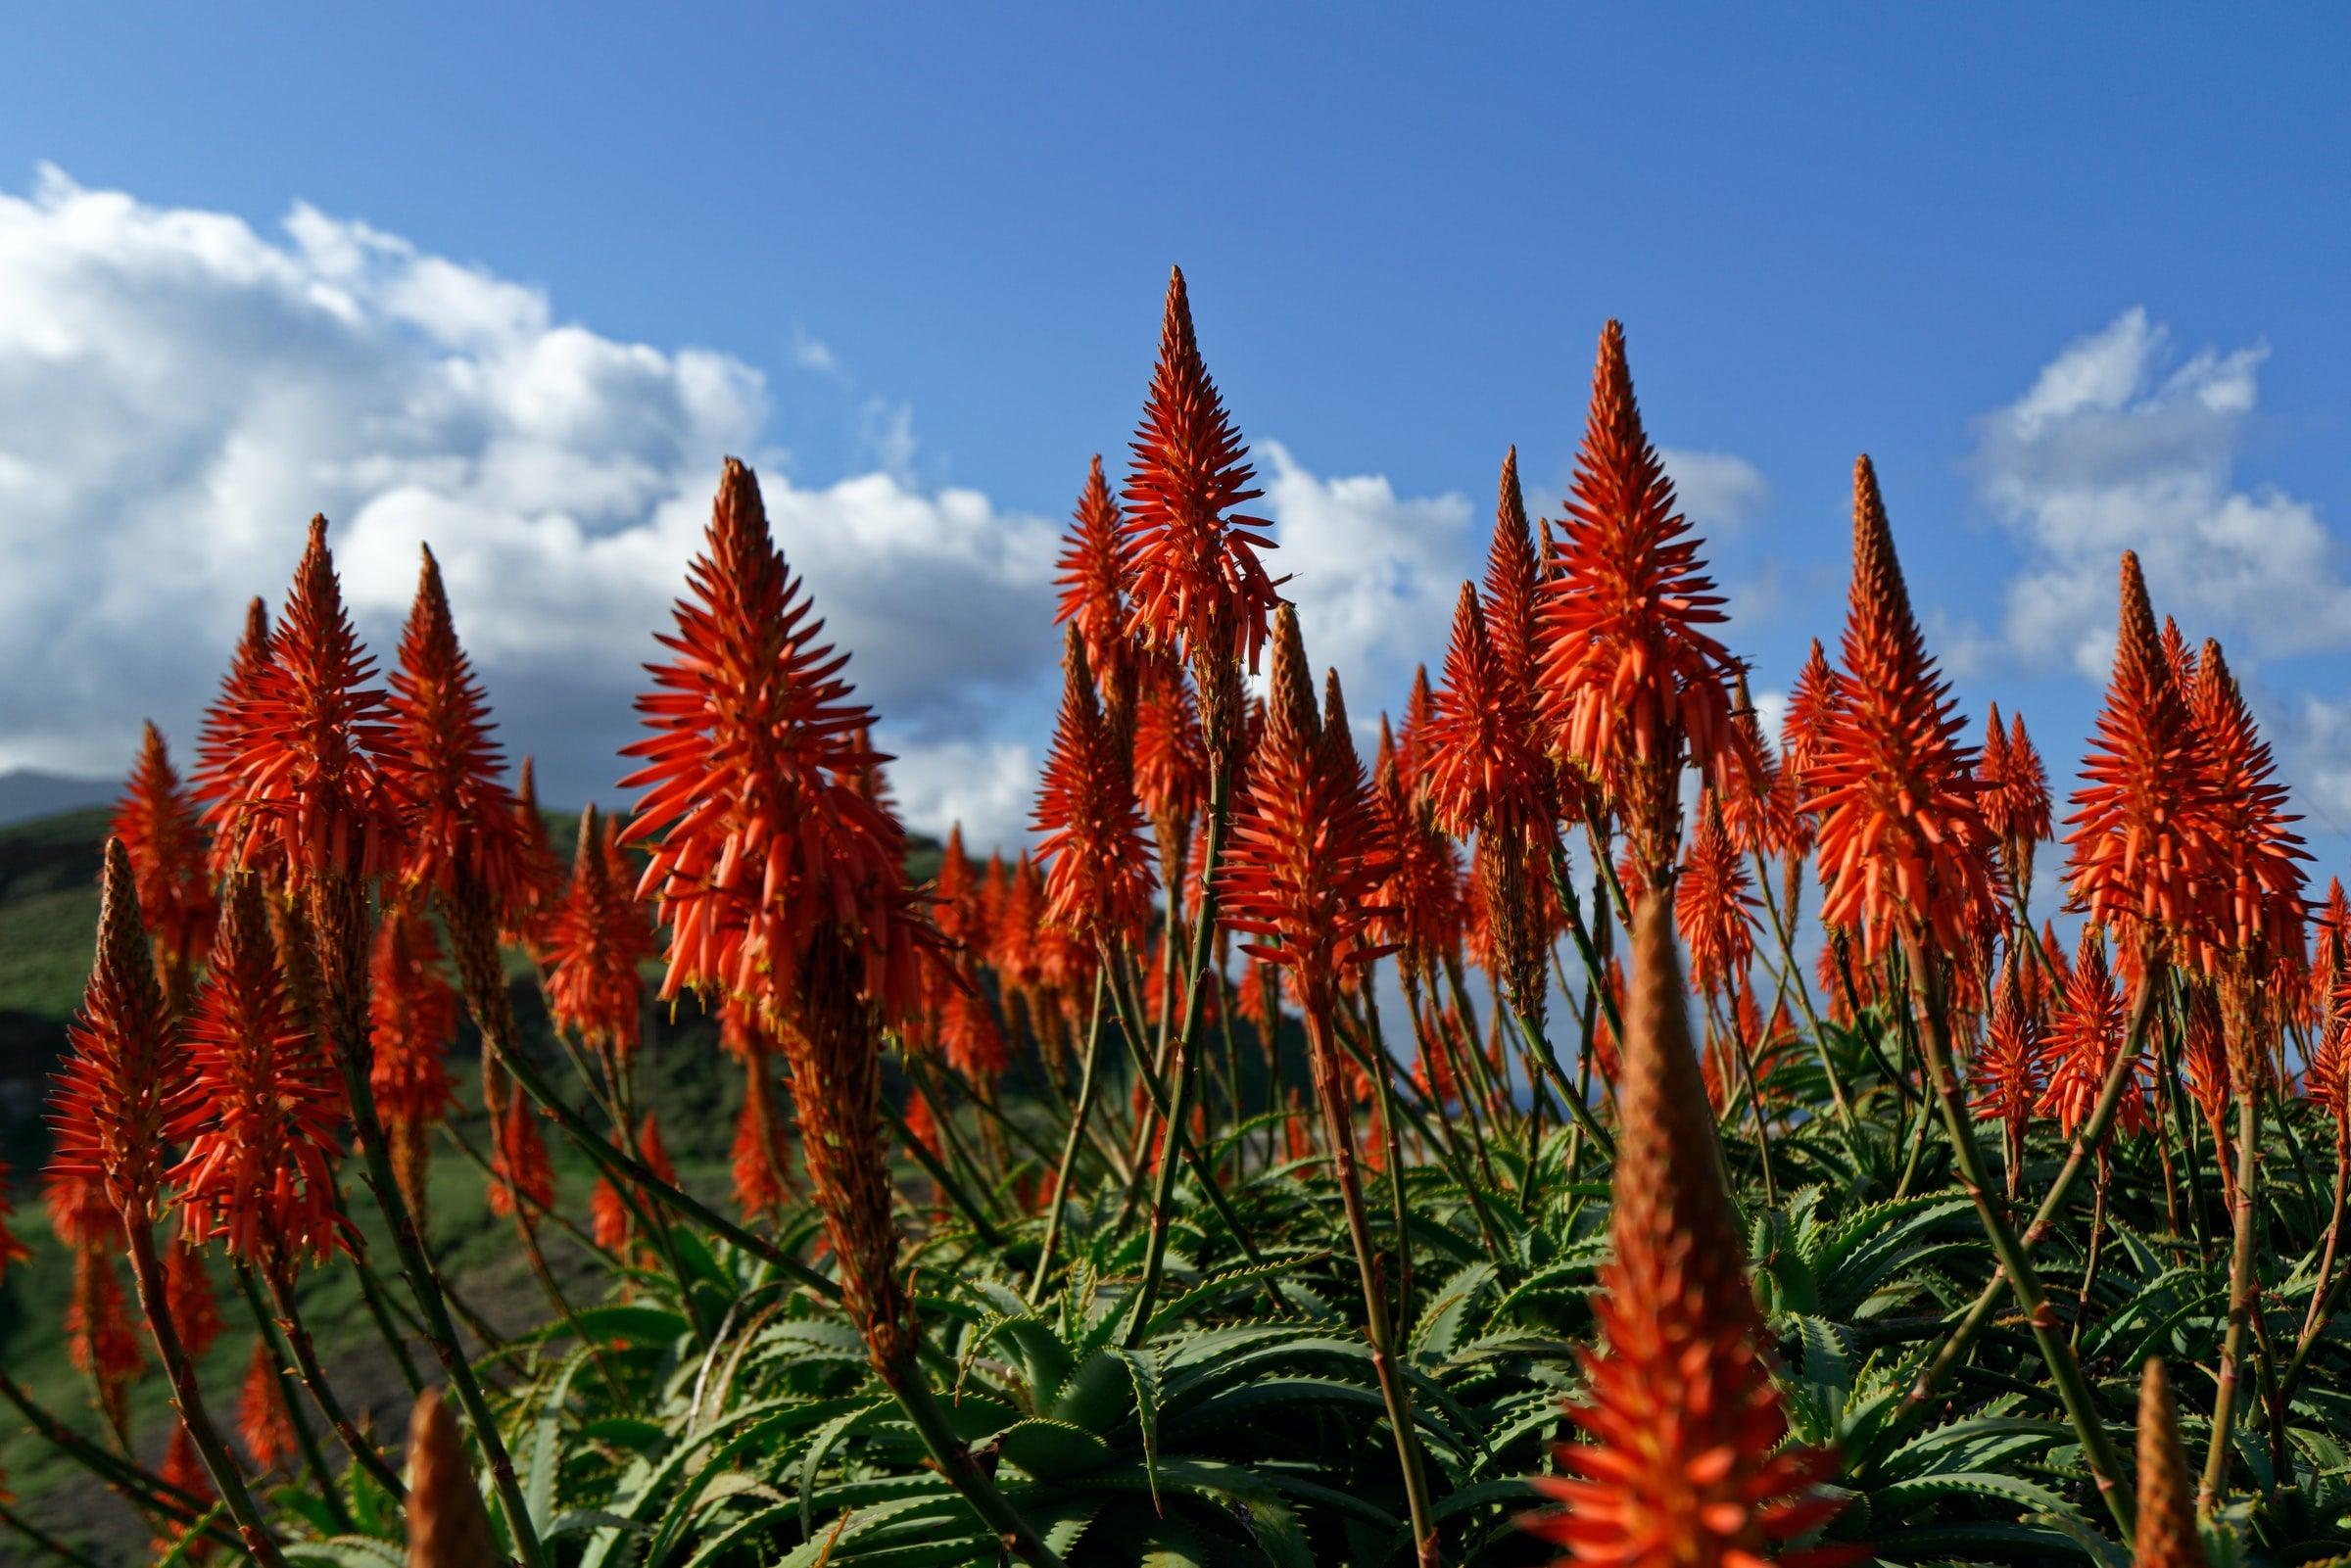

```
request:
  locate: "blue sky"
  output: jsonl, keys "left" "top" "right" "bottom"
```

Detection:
{"left": 3, "top": 4, "right": 2349, "bottom": 879}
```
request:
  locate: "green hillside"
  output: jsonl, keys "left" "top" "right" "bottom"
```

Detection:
{"left": 0, "top": 806, "right": 938, "bottom": 1561}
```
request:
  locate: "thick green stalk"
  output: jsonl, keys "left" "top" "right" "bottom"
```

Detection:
{"left": 121, "top": 1221, "right": 288, "bottom": 1568}
{"left": 1032, "top": 971, "right": 1110, "bottom": 1294}
{"left": 0, "top": 1369, "right": 242, "bottom": 1554}
{"left": 1902, "top": 933, "right": 2134, "bottom": 1542}
{"left": 2201, "top": 1080, "right": 2263, "bottom": 1511}
{"left": 1126, "top": 761, "right": 1230, "bottom": 1347}
{"left": 1303, "top": 1004, "right": 1441, "bottom": 1568}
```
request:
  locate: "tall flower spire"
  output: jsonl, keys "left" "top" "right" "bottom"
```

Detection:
{"left": 502, "top": 757, "right": 564, "bottom": 952}
{"left": 2183, "top": 639, "right": 2306, "bottom": 973}
{"left": 207, "top": 516, "right": 406, "bottom": 883}
{"left": 384, "top": 546, "right": 526, "bottom": 909}
{"left": 1121, "top": 266, "right": 1281, "bottom": 757}
{"left": 2133, "top": 1360, "right": 2208, "bottom": 1567}
{"left": 1674, "top": 796, "right": 1757, "bottom": 996}
{"left": 112, "top": 721, "right": 217, "bottom": 998}
{"left": 368, "top": 899, "right": 457, "bottom": 1224}
{"left": 170, "top": 876, "right": 350, "bottom": 1266}
{"left": 1483, "top": 446, "right": 1542, "bottom": 706}
{"left": 48, "top": 840, "right": 192, "bottom": 1228}
{"left": 1530, "top": 892, "right": 1850, "bottom": 1564}
{"left": 1216, "top": 606, "right": 1391, "bottom": 997}
{"left": 2039, "top": 927, "right": 2148, "bottom": 1140}
{"left": 543, "top": 805, "right": 654, "bottom": 1054}
{"left": 1033, "top": 627, "right": 1157, "bottom": 944}
{"left": 193, "top": 596, "right": 272, "bottom": 877}
{"left": 1806, "top": 457, "right": 1997, "bottom": 959}
{"left": 2064, "top": 552, "right": 2223, "bottom": 963}
{"left": 1054, "top": 452, "right": 1137, "bottom": 730}
{"left": 1539, "top": 320, "right": 1749, "bottom": 883}
{"left": 622, "top": 457, "right": 937, "bottom": 1022}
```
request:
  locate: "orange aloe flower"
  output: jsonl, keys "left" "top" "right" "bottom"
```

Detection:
{"left": 1538, "top": 321, "right": 1750, "bottom": 883}
{"left": 67, "top": 1246, "right": 143, "bottom": 1433}
{"left": 2063, "top": 553, "right": 2224, "bottom": 964}
{"left": 621, "top": 457, "right": 937, "bottom": 1023}
{"left": 2182, "top": 639, "right": 2307, "bottom": 974}
{"left": 169, "top": 877, "right": 350, "bottom": 1266}
{"left": 488, "top": 1095, "right": 555, "bottom": 1220}
{"left": 1971, "top": 960, "right": 2046, "bottom": 1136}
{"left": 2305, "top": 1005, "right": 2350, "bottom": 1146}
{"left": 49, "top": 841, "right": 193, "bottom": 1230}
{"left": 1528, "top": 893, "right": 1853, "bottom": 1566}
{"left": 1131, "top": 656, "right": 1210, "bottom": 845}
{"left": 1120, "top": 266, "right": 1281, "bottom": 754}
{"left": 2134, "top": 1360, "right": 2209, "bottom": 1568}
{"left": 501, "top": 757, "right": 565, "bottom": 953}
{"left": 113, "top": 722, "right": 217, "bottom": 990}
{"left": 1484, "top": 446, "right": 1544, "bottom": 711}
{"left": 208, "top": 516, "right": 407, "bottom": 884}
{"left": 1034, "top": 628, "right": 1158, "bottom": 944}
{"left": 192, "top": 596, "right": 272, "bottom": 879}
{"left": 721, "top": 1001, "right": 795, "bottom": 1219}
{"left": 2310, "top": 876, "right": 2351, "bottom": 1028}
{"left": 1216, "top": 607, "right": 1393, "bottom": 1001}
{"left": 1369, "top": 717, "right": 1465, "bottom": 972}
{"left": 237, "top": 1336, "right": 295, "bottom": 1472}
{"left": 155, "top": 1423, "right": 217, "bottom": 1561}
{"left": 591, "top": 1112, "right": 676, "bottom": 1256}
{"left": 1054, "top": 452, "right": 1137, "bottom": 726}
{"left": 1779, "top": 639, "right": 1843, "bottom": 790}
{"left": 1427, "top": 583, "right": 1550, "bottom": 842}
{"left": 385, "top": 546, "right": 529, "bottom": 914}
{"left": 165, "top": 1236, "right": 223, "bottom": 1362}
{"left": 369, "top": 898, "right": 459, "bottom": 1221}
{"left": 1394, "top": 663, "right": 1439, "bottom": 802}
{"left": 2039, "top": 927, "right": 2149, "bottom": 1140}
{"left": 1806, "top": 457, "right": 1998, "bottom": 961}
{"left": 930, "top": 826, "right": 984, "bottom": 952}
{"left": 543, "top": 805, "right": 654, "bottom": 1054}
{"left": 1673, "top": 797, "right": 1757, "bottom": 996}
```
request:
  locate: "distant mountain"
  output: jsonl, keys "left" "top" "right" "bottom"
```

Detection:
{"left": 0, "top": 768, "right": 115, "bottom": 827}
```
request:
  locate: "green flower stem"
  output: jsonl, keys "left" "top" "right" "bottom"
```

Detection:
{"left": 1031, "top": 970, "right": 1110, "bottom": 1294}
{"left": 1902, "top": 932, "right": 2135, "bottom": 1544}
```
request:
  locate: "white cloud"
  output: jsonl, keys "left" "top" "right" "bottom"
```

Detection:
{"left": 1660, "top": 447, "right": 1771, "bottom": 533}
{"left": 0, "top": 166, "right": 1062, "bottom": 835}
{"left": 884, "top": 738, "right": 1039, "bottom": 855}
{"left": 1974, "top": 307, "right": 2351, "bottom": 679}
{"left": 1259, "top": 442, "right": 1474, "bottom": 721}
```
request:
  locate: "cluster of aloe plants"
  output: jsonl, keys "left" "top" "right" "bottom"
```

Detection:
{"left": 5, "top": 266, "right": 2350, "bottom": 1568}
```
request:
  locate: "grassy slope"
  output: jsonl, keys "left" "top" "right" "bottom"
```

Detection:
{"left": 0, "top": 806, "right": 941, "bottom": 1560}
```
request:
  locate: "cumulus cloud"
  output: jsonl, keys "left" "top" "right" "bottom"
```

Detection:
{"left": 1660, "top": 447, "right": 1771, "bottom": 533}
{"left": 0, "top": 166, "right": 1062, "bottom": 831}
{"left": 1259, "top": 442, "right": 1475, "bottom": 721}
{"left": 1974, "top": 307, "right": 2351, "bottom": 678}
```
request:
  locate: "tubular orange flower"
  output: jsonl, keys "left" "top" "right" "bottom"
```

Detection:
{"left": 1529, "top": 893, "right": 1852, "bottom": 1566}
{"left": 384, "top": 546, "right": 528, "bottom": 909}
{"left": 193, "top": 596, "right": 272, "bottom": 878}
{"left": 592, "top": 1112, "right": 675, "bottom": 1257}
{"left": 49, "top": 840, "right": 192, "bottom": 1228}
{"left": 1395, "top": 663, "right": 1438, "bottom": 801}
{"left": 488, "top": 1096, "right": 555, "bottom": 1219}
{"left": 2160, "top": 614, "right": 2198, "bottom": 693}
{"left": 1131, "top": 656, "right": 1210, "bottom": 841}
{"left": 2134, "top": 1360, "right": 2209, "bottom": 1568}
{"left": 1973, "top": 960, "right": 2045, "bottom": 1199}
{"left": 155, "top": 1424, "right": 217, "bottom": 1562}
{"left": 1216, "top": 606, "right": 1392, "bottom": 999}
{"left": 1483, "top": 446, "right": 1542, "bottom": 706}
{"left": 369, "top": 898, "right": 458, "bottom": 1222}
{"left": 1120, "top": 266, "right": 1281, "bottom": 753}
{"left": 502, "top": 757, "right": 565, "bottom": 952}
{"left": 2181, "top": 983, "right": 2235, "bottom": 1157}
{"left": 1806, "top": 457, "right": 1998, "bottom": 960}
{"left": 941, "top": 980, "right": 1010, "bottom": 1082}
{"left": 1034, "top": 628, "right": 1157, "bottom": 943}
{"left": 237, "top": 1336, "right": 295, "bottom": 1471}
{"left": 1426, "top": 583, "right": 1550, "bottom": 841}
{"left": 170, "top": 876, "right": 350, "bottom": 1266}
{"left": 2039, "top": 927, "right": 2148, "bottom": 1140}
{"left": 68, "top": 1245, "right": 142, "bottom": 1433}
{"left": 2063, "top": 552, "right": 2224, "bottom": 963}
{"left": 208, "top": 515, "right": 407, "bottom": 883}
{"left": 931, "top": 826, "right": 983, "bottom": 952}
{"left": 1673, "top": 797, "right": 1757, "bottom": 995}
{"left": 1054, "top": 452, "right": 1136, "bottom": 722}
{"left": 1369, "top": 718, "right": 1464, "bottom": 970}
{"left": 721, "top": 1001, "right": 796, "bottom": 1219}
{"left": 2183, "top": 639, "right": 2307, "bottom": 971}
{"left": 2312, "top": 876, "right": 2351, "bottom": 1026}
{"left": 113, "top": 721, "right": 217, "bottom": 989}
{"left": 165, "top": 1236, "right": 223, "bottom": 1362}
{"left": 543, "top": 805, "right": 654, "bottom": 1053}
{"left": 1538, "top": 320, "right": 1750, "bottom": 880}
{"left": 621, "top": 457, "right": 937, "bottom": 1023}
{"left": 1780, "top": 638, "right": 1843, "bottom": 790}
